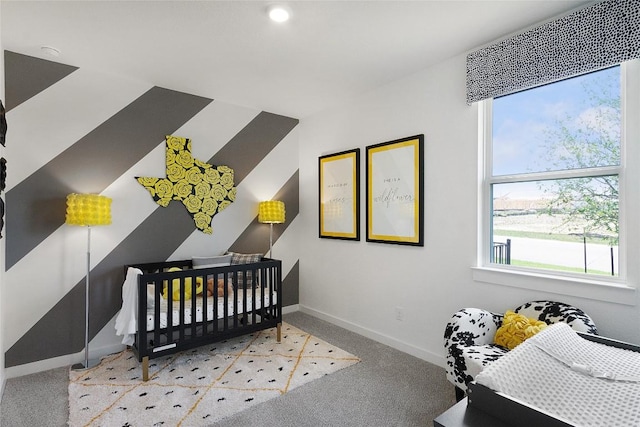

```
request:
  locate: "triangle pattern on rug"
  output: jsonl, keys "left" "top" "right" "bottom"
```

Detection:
{"left": 68, "top": 323, "right": 360, "bottom": 426}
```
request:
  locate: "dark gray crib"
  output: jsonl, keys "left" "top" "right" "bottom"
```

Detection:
{"left": 127, "top": 258, "right": 282, "bottom": 381}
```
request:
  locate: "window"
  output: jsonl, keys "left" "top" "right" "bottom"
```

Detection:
{"left": 478, "top": 61, "right": 640, "bottom": 299}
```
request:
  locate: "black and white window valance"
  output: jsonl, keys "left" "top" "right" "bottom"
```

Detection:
{"left": 466, "top": 0, "right": 640, "bottom": 104}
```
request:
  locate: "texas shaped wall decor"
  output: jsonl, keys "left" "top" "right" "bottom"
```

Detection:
{"left": 136, "top": 135, "right": 237, "bottom": 234}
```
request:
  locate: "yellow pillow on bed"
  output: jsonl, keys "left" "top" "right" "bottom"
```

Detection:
{"left": 494, "top": 310, "right": 547, "bottom": 350}
{"left": 162, "top": 267, "right": 204, "bottom": 300}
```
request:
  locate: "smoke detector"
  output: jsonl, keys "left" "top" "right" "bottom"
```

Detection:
{"left": 41, "top": 46, "right": 61, "bottom": 57}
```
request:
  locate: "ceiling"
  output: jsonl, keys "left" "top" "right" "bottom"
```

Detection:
{"left": 2, "top": 0, "right": 592, "bottom": 119}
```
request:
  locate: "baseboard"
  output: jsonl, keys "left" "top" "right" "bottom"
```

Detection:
{"left": 283, "top": 303, "right": 299, "bottom": 315}
{"left": 0, "top": 372, "right": 5, "bottom": 403}
{"left": 299, "top": 304, "right": 445, "bottom": 368}
{"left": 5, "top": 352, "right": 78, "bottom": 379}
{"left": 89, "top": 342, "right": 127, "bottom": 360}
{"left": 5, "top": 342, "right": 126, "bottom": 380}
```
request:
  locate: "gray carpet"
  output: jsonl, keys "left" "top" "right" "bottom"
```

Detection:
{"left": 0, "top": 311, "right": 456, "bottom": 426}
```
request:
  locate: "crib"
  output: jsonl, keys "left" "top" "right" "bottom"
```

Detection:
{"left": 125, "top": 257, "right": 282, "bottom": 381}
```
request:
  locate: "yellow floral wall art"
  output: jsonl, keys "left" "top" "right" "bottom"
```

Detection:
{"left": 136, "top": 135, "right": 237, "bottom": 234}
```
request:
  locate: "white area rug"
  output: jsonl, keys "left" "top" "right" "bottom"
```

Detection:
{"left": 68, "top": 323, "right": 359, "bottom": 426}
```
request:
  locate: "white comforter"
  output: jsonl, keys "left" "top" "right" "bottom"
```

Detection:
{"left": 476, "top": 322, "right": 640, "bottom": 427}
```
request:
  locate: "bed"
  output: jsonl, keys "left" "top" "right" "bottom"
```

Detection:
{"left": 119, "top": 255, "right": 282, "bottom": 381}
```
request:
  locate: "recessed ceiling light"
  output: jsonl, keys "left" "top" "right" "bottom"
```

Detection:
{"left": 41, "top": 46, "right": 61, "bottom": 57}
{"left": 268, "top": 5, "right": 291, "bottom": 23}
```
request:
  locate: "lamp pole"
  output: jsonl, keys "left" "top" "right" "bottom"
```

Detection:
{"left": 83, "top": 225, "right": 91, "bottom": 368}
{"left": 73, "top": 225, "right": 94, "bottom": 370}
{"left": 269, "top": 223, "right": 274, "bottom": 258}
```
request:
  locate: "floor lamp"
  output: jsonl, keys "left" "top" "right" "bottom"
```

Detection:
{"left": 65, "top": 193, "right": 112, "bottom": 370}
{"left": 258, "top": 200, "right": 285, "bottom": 258}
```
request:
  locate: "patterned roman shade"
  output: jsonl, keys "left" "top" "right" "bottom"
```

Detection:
{"left": 466, "top": 0, "right": 640, "bottom": 104}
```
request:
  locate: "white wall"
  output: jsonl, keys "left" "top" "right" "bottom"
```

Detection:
{"left": 298, "top": 52, "right": 640, "bottom": 367}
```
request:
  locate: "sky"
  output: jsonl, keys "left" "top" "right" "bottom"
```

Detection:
{"left": 491, "top": 66, "right": 621, "bottom": 200}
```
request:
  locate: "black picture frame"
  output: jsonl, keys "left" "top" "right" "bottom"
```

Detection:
{"left": 318, "top": 148, "right": 361, "bottom": 240}
{"left": 366, "top": 135, "right": 424, "bottom": 246}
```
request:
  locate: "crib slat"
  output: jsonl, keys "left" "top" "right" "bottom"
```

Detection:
{"left": 202, "top": 276, "right": 208, "bottom": 329}
{"left": 153, "top": 280, "right": 161, "bottom": 350}
{"left": 212, "top": 273, "right": 219, "bottom": 335}
{"left": 223, "top": 273, "right": 230, "bottom": 332}
{"left": 179, "top": 276, "right": 185, "bottom": 343}
{"left": 191, "top": 274, "right": 198, "bottom": 339}
{"left": 167, "top": 278, "right": 174, "bottom": 343}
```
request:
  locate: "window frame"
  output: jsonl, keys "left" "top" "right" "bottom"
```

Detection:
{"left": 474, "top": 60, "right": 640, "bottom": 305}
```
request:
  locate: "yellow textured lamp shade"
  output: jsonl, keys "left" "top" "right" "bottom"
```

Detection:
{"left": 258, "top": 200, "right": 285, "bottom": 224}
{"left": 65, "top": 193, "right": 112, "bottom": 226}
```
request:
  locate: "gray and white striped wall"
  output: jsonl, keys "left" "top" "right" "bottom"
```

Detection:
{"left": 3, "top": 51, "right": 299, "bottom": 373}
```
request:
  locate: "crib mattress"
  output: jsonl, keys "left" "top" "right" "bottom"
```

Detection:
{"left": 146, "top": 288, "right": 276, "bottom": 331}
{"left": 475, "top": 322, "right": 640, "bottom": 427}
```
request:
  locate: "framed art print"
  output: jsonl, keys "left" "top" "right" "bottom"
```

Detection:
{"left": 319, "top": 148, "right": 360, "bottom": 240}
{"left": 366, "top": 135, "right": 424, "bottom": 246}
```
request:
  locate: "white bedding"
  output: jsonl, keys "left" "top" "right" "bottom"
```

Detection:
{"left": 145, "top": 287, "right": 277, "bottom": 331}
{"left": 475, "top": 322, "right": 640, "bottom": 427}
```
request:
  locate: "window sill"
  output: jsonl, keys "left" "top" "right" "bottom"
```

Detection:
{"left": 472, "top": 266, "right": 636, "bottom": 306}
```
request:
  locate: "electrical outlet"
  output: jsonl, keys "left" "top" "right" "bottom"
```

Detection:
{"left": 395, "top": 306, "right": 404, "bottom": 321}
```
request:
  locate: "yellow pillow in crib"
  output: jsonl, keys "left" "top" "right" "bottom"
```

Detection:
{"left": 162, "top": 267, "right": 204, "bottom": 300}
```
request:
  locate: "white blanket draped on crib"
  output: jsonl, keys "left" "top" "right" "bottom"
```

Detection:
{"left": 114, "top": 267, "right": 143, "bottom": 346}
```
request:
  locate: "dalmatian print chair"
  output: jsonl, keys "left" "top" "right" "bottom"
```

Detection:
{"left": 443, "top": 300, "right": 597, "bottom": 401}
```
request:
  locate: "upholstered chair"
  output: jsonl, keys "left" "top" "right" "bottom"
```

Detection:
{"left": 443, "top": 300, "right": 598, "bottom": 401}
